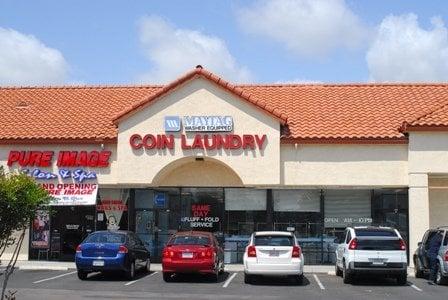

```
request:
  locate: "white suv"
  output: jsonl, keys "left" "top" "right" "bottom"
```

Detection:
{"left": 243, "top": 231, "right": 304, "bottom": 284}
{"left": 335, "top": 226, "right": 407, "bottom": 285}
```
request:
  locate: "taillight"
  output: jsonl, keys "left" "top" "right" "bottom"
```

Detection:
{"left": 76, "top": 245, "right": 82, "bottom": 253}
{"left": 162, "top": 248, "right": 174, "bottom": 258}
{"left": 200, "top": 249, "right": 214, "bottom": 259}
{"left": 292, "top": 245, "right": 301, "bottom": 258}
{"left": 348, "top": 238, "right": 358, "bottom": 250}
{"left": 247, "top": 245, "right": 256, "bottom": 257}
{"left": 444, "top": 250, "right": 448, "bottom": 262}
{"left": 399, "top": 239, "right": 406, "bottom": 251}
{"left": 118, "top": 245, "right": 128, "bottom": 254}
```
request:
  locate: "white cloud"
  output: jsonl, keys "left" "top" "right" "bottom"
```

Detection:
{"left": 237, "top": 0, "right": 366, "bottom": 58}
{"left": 137, "top": 15, "right": 252, "bottom": 83}
{"left": 0, "top": 27, "right": 69, "bottom": 86}
{"left": 367, "top": 14, "right": 448, "bottom": 82}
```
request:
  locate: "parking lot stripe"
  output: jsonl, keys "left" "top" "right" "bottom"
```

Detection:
{"left": 313, "top": 274, "right": 325, "bottom": 290}
{"left": 222, "top": 272, "right": 237, "bottom": 288}
{"left": 125, "top": 271, "right": 158, "bottom": 286}
{"left": 32, "top": 271, "right": 77, "bottom": 284}
{"left": 409, "top": 282, "right": 423, "bottom": 292}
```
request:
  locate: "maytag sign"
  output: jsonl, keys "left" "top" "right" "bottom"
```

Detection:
{"left": 164, "top": 116, "right": 233, "bottom": 132}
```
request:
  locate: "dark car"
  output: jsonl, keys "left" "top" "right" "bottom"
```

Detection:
{"left": 75, "top": 230, "right": 150, "bottom": 280}
{"left": 414, "top": 226, "right": 448, "bottom": 284}
{"left": 162, "top": 231, "right": 225, "bottom": 282}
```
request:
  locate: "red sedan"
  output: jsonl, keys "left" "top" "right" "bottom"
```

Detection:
{"left": 162, "top": 231, "right": 224, "bottom": 282}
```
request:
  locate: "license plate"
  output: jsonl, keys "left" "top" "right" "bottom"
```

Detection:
{"left": 182, "top": 252, "right": 193, "bottom": 259}
{"left": 92, "top": 260, "right": 104, "bottom": 267}
{"left": 370, "top": 258, "right": 385, "bottom": 265}
{"left": 269, "top": 250, "right": 279, "bottom": 257}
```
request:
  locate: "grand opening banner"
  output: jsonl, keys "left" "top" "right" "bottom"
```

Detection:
{"left": 41, "top": 183, "right": 98, "bottom": 206}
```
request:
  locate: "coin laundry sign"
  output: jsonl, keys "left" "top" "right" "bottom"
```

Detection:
{"left": 165, "top": 115, "right": 233, "bottom": 132}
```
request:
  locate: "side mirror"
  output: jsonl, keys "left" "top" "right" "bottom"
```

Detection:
{"left": 418, "top": 242, "right": 422, "bottom": 246}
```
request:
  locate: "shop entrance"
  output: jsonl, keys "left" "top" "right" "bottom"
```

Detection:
{"left": 50, "top": 206, "right": 95, "bottom": 261}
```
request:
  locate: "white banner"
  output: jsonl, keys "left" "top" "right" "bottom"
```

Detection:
{"left": 41, "top": 183, "right": 98, "bottom": 206}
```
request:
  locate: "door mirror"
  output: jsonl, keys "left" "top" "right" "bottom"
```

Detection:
{"left": 418, "top": 242, "right": 422, "bottom": 246}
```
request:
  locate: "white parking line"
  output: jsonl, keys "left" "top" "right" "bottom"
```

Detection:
{"left": 125, "top": 271, "right": 158, "bottom": 286}
{"left": 313, "top": 274, "right": 325, "bottom": 290}
{"left": 408, "top": 282, "right": 423, "bottom": 292}
{"left": 33, "top": 271, "right": 77, "bottom": 284}
{"left": 222, "top": 272, "right": 237, "bottom": 288}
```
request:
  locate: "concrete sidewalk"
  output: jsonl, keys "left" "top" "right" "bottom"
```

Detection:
{"left": 7, "top": 260, "right": 416, "bottom": 276}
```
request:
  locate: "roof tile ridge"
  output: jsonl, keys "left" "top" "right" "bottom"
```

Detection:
{"left": 0, "top": 84, "right": 164, "bottom": 90}
{"left": 410, "top": 100, "right": 448, "bottom": 125}
{"left": 237, "top": 82, "right": 448, "bottom": 88}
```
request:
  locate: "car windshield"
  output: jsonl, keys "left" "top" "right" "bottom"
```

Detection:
{"left": 170, "top": 235, "right": 211, "bottom": 246}
{"left": 355, "top": 229, "right": 397, "bottom": 237}
{"left": 254, "top": 235, "right": 294, "bottom": 246}
{"left": 84, "top": 232, "right": 126, "bottom": 244}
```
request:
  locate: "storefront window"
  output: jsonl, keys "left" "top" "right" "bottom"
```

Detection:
{"left": 180, "top": 188, "right": 224, "bottom": 232}
{"left": 97, "top": 188, "right": 130, "bottom": 231}
{"left": 224, "top": 188, "right": 267, "bottom": 263}
{"left": 273, "top": 189, "right": 322, "bottom": 264}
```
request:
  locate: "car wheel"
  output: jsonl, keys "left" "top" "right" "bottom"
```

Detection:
{"left": 435, "top": 264, "right": 447, "bottom": 285}
{"left": 218, "top": 261, "right": 225, "bottom": 275}
{"left": 342, "top": 262, "right": 353, "bottom": 284}
{"left": 163, "top": 272, "right": 173, "bottom": 282}
{"left": 145, "top": 258, "right": 151, "bottom": 273}
{"left": 335, "top": 263, "right": 343, "bottom": 277}
{"left": 396, "top": 272, "right": 407, "bottom": 285}
{"left": 125, "top": 261, "right": 135, "bottom": 280}
{"left": 414, "top": 257, "right": 424, "bottom": 278}
{"left": 77, "top": 270, "right": 88, "bottom": 280}
{"left": 244, "top": 273, "right": 252, "bottom": 284}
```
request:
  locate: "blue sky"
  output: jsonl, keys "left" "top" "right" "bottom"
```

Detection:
{"left": 0, "top": 0, "right": 447, "bottom": 85}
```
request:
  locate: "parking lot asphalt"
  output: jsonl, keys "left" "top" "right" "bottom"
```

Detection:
{"left": 5, "top": 269, "right": 448, "bottom": 300}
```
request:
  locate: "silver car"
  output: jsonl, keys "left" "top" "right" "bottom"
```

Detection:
{"left": 414, "top": 226, "right": 448, "bottom": 285}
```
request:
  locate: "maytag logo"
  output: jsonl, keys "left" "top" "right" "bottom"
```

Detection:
{"left": 164, "top": 116, "right": 181, "bottom": 132}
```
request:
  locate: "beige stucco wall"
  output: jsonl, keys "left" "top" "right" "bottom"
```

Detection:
{"left": 408, "top": 132, "right": 448, "bottom": 266}
{"left": 429, "top": 188, "right": 448, "bottom": 228}
{"left": 281, "top": 144, "right": 409, "bottom": 187}
{"left": 116, "top": 77, "right": 281, "bottom": 186}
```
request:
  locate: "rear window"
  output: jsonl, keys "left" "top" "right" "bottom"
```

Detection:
{"left": 254, "top": 235, "right": 293, "bottom": 246}
{"left": 355, "top": 229, "right": 397, "bottom": 237}
{"left": 356, "top": 239, "right": 402, "bottom": 251}
{"left": 170, "top": 235, "right": 211, "bottom": 246}
{"left": 84, "top": 232, "right": 126, "bottom": 244}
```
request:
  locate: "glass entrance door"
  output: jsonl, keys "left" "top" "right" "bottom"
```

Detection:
{"left": 134, "top": 189, "right": 180, "bottom": 261}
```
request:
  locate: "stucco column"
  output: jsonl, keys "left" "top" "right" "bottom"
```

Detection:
{"left": 408, "top": 173, "right": 429, "bottom": 267}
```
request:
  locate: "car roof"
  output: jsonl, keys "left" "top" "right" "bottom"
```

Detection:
{"left": 90, "top": 230, "right": 130, "bottom": 235}
{"left": 253, "top": 231, "right": 294, "bottom": 236}
{"left": 173, "top": 231, "right": 214, "bottom": 237}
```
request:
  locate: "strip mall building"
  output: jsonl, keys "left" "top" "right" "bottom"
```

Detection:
{"left": 2, "top": 66, "right": 448, "bottom": 265}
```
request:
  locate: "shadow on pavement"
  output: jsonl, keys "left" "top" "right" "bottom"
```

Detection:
{"left": 247, "top": 275, "right": 310, "bottom": 286}
{"left": 85, "top": 270, "right": 154, "bottom": 282}
{"left": 168, "top": 272, "right": 230, "bottom": 284}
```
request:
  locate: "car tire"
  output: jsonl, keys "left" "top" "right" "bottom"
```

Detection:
{"left": 145, "top": 258, "right": 151, "bottom": 273}
{"left": 342, "top": 262, "right": 353, "bottom": 284}
{"left": 335, "top": 264, "right": 343, "bottom": 277}
{"left": 125, "top": 261, "right": 135, "bottom": 280}
{"left": 396, "top": 272, "right": 407, "bottom": 285}
{"left": 414, "top": 257, "right": 424, "bottom": 278}
{"left": 211, "top": 270, "right": 219, "bottom": 283}
{"left": 435, "top": 263, "right": 448, "bottom": 285}
{"left": 77, "top": 270, "right": 88, "bottom": 280}
{"left": 218, "top": 261, "right": 225, "bottom": 275}
{"left": 244, "top": 273, "right": 253, "bottom": 284}
{"left": 163, "top": 272, "right": 173, "bottom": 282}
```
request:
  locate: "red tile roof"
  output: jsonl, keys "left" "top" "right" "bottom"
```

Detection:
{"left": 401, "top": 102, "right": 448, "bottom": 132}
{"left": 0, "top": 67, "right": 448, "bottom": 144}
